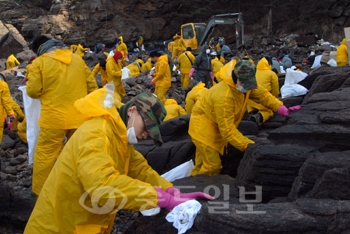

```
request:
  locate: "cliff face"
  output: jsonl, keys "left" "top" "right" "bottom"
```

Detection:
{"left": 0, "top": 0, "right": 349, "bottom": 47}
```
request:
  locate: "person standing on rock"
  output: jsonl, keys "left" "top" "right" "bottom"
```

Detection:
{"left": 175, "top": 47, "right": 195, "bottom": 88}
{"left": 27, "top": 35, "right": 98, "bottom": 196}
{"left": 24, "top": 90, "right": 214, "bottom": 234}
{"left": 5, "top": 54, "right": 20, "bottom": 69}
{"left": 0, "top": 74, "right": 15, "bottom": 143}
{"left": 336, "top": 38, "right": 348, "bottom": 66}
{"left": 189, "top": 60, "right": 300, "bottom": 176}
{"left": 188, "top": 45, "right": 214, "bottom": 88}
{"left": 115, "top": 36, "right": 129, "bottom": 64}
{"left": 149, "top": 51, "right": 171, "bottom": 104}
{"left": 172, "top": 32, "right": 186, "bottom": 60}
{"left": 106, "top": 51, "right": 126, "bottom": 101}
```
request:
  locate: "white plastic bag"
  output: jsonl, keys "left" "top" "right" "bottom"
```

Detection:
{"left": 280, "top": 84, "right": 308, "bottom": 98}
{"left": 18, "top": 86, "right": 41, "bottom": 165}
{"left": 311, "top": 55, "right": 322, "bottom": 69}
{"left": 121, "top": 67, "right": 131, "bottom": 79}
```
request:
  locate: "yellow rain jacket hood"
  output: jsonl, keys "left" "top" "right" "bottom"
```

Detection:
{"left": 164, "top": 98, "right": 187, "bottom": 121}
{"left": 24, "top": 87, "right": 172, "bottom": 234}
{"left": 189, "top": 69, "right": 283, "bottom": 154}
{"left": 256, "top": 57, "right": 280, "bottom": 97}
{"left": 26, "top": 48, "right": 98, "bottom": 129}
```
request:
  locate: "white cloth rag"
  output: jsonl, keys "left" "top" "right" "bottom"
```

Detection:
{"left": 165, "top": 200, "right": 202, "bottom": 234}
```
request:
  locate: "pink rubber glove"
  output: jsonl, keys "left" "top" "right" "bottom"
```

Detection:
{"left": 7, "top": 122, "right": 13, "bottom": 131}
{"left": 22, "top": 77, "right": 28, "bottom": 84}
{"left": 188, "top": 68, "right": 195, "bottom": 79}
{"left": 155, "top": 188, "right": 189, "bottom": 211}
{"left": 277, "top": 105, "right": 290, "bottom": 117}
{"left": 288, "top": 105, "right": 301, "bottom": 111}
{"left": 210, "top": 72, "right": 214, "bottom": 81}
{"left": 149, "top": 81, "right": 155, "bottom": 87}
{"left": 166, "top": 187, "right": 215, "bottom": 200}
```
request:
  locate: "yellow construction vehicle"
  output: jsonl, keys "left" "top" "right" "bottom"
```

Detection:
{"left": 180, "top": 12, "right": 244, "bottom": 54}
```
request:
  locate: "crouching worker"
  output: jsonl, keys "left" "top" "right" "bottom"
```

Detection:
{"left": 189, "top": 60, "right": 301, "bottom": 176}
{"left": 24, "top": 87, "right": 214, "bottom": 234}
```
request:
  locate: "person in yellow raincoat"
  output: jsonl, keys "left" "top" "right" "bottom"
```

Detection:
{"left": 210, "top": 51, "right": 224, "bottom": 84}
{"left": 185, "top": 80, "right": 208, "bottom": 114}
{"left": 27, "top": 35, "right": 98, "bottom": 196}
{"left": 176, "top": 47, "right": 195, "bottom": 88}
{"left": 6, "top": 54, "right": 20, "bottom": 69}
{"left": 168, "top": 41, "right": 174, "bottom": 56}
{"left": 149, "top": 51, "right": 171, "bottom": 104}
{"left": 189, "top": 60, "right": 299, "bottom": 176}
{"left": 0, "top": 74, "right": 15, "bottom": 142}
{"left": 70, "top": 44, "right": 89, "bottom": 58}
{"left": 172, "top": 33, "right": 186, "bottom": 60}
{"left": 92, "top": 58, "right": 108, "bottom": 87}
{"left": 336, "top": 38, "right": 348, "bottom": 66}
{"left": 137, "top": 35, "right": 144, "bottom": 51}
{"left": 115, "top": 36, "right": 129, "bottom": 64}
{"left": 141, "top": 57, "right": 153, "bottom": 72}
{"left": 163, "top": 98, "right": 187, "bottom": 121}
{"left": 247, "top": 57, "right": 280, "bottom": 126}
{"left": 106, "top": 51, "right": 126, "bottom": 101}
{"left": 126, "top": 62, "right": 142, "bottom": 77}
{"left": 24, "top": 89, "right": 213, "bottom": 234}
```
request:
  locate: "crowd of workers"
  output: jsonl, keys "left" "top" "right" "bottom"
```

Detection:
{"left": 0, "top": 33, "right": 348, "bottom": 233}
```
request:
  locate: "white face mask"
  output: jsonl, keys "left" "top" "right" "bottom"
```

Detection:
{"left": 206, "top": 49, "right": 210, "bottom": 54}
{"left": 127, "top": 113, "right": 138, "bottom": 144}
{"left": 236, "top": 84, "right": 248, "bottom": 93}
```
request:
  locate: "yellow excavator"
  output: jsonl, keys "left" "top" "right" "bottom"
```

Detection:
{"left": 180, "top": 12, "right": 244, "bottom": 54}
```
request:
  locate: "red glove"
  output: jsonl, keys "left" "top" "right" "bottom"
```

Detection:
{"left": 277, "top": 105, "right": 290, "bottom": 117}
{"left": 166, "top": 187, "right": 215, "bottom": 200}
{"left": 155, "top": 188, "right": 189, "bottom": 211}
{"left": 149, "top": 81, "right": 155, "bottom": 87}
{"left": 188, "top": 68, "right": 195, "bottom": 79}
{"left": 288, "top": 105, "right": 301, "bottom": 111}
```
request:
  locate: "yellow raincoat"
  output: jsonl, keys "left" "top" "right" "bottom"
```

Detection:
{"left": 185, "top": 82, "right": 208, "bottom": 114}
{"left": 152, "top": 54, "right": 171, "bottom": 104}
{"left": 336, "top": 38, "right": 348, "bottom": 66}
{"left": 27, "top": 48, "right": 98, "bottom": 195}
{"left": 70, "top": 44, "right": 89, "bottom": 58}
{"left": 6, "top": 54, "right": 20, "bottom": 69}
{"left": 106, "top": 56, "right": 125, "bottom": 101}
{"left": 92, "top": 63, "right": 108, "bottom": 86}
{"left": 247, "top": 57, "right": 280, "bottom": 123}
{"left": 0, "top": 79, "right": 14, "bottom": 142}
{"left": 8, "top": 97, "right": 25, "bottom": 131}
{"left": 164, "top": 99, "right": 187, "bottom": 121}
{"left": 168, "top": 41, "right": 174, "bottom": 54}
{"left": 211, "top": 58, "right": 224, "bottom": 84}
{"left": 189, "top": 73, "right": 283, "bottom": 175}
{"left": 172, "top": 35, "right": 186, "bottom": 60}
{"left": 176, "top": 51, "right": 195, "bottom": 87}
{"left": 116, "top": 36, "right": 128, "bottom": 59}
{"left": 17, "top": 117, "right": 27, "bottom": 143}
{"left": 24, "top": 87, "right": 173, "bottom": 234}
{"left": 216, "top": 59, "right": 237, "bottom": 83}
{"left": 126, "top": 63, "right": 141, "bottom": 77}
{"left": 141, "top": 58, "right": 153, "bottom": 71}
